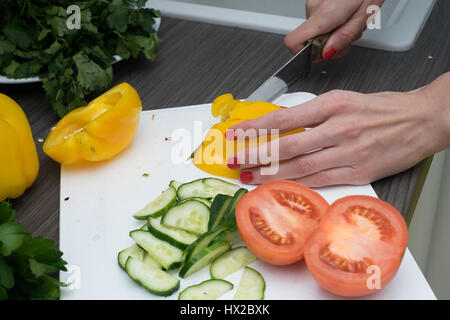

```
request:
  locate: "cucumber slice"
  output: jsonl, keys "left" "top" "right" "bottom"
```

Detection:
{"left": 179, "top": 241, "right": 231, "bottom": 278}
{"left": 143, "top": 252, "right": 162, "bottom": 270}
{"left": 210, "top": 227, "right": 241, "bottom": 246}
{"left": 147, "top": 216, "right": 198, "bottom": 250}
{"left": 210, "top": 246, "right": 257, "bottom": 279}
{"left": 125, "top": 257, "right": 179, "bottom": 297}
{"left": 133, "top": 187, "right": 177, "bottom": 220}
{"left": 208, "top": 194, "right": 232, "bottom": 230}
{"left": 161, "top": 200, "right": 210, "bottom": 234}
{"left": 179, "top": 197, "right": 212, "bottom": 208}
{"left": 184, "top": 225, "right": 228, "bottom": 263}
{"left": 203, "top": 178, "right": 241, "bottom": 196}
{"left": 222, "top": 188, "right": 248, "bottom": 226}
{"left": 233, "top": 267, "right": 265, "bottom": 300}
{"left": 118, "top": 244, "right": 145, "bottom": 269}
{"left": 178, "top": 279, "right": 233, "bottom": 300}
{"left": 169, "top": 180, "right": 183, "bottom": 191}
{"left": 177, "top": 178, "right": 240, "bottom": 200}
{"left": 130, "top": 230, "right": 184, "bottom": 270}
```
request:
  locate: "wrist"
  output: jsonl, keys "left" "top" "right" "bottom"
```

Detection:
{"left": 415, "top": 72, "right": 450, "bottom": 153}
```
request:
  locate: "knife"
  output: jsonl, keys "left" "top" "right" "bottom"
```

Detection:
{"left": 189, "top": 33, "right": 331, "bottom": 159}
{"left": 247, "top": 33, "right": 331, "bottom": 102}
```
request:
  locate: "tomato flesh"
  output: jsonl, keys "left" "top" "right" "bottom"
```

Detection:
{"left": 304, "top": 195, "right": 408, "bottom": 297}
{"left": 235, "top": 180, "right": 329, "bottom": 265}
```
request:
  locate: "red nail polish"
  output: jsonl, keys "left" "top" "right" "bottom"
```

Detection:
{"left": 323, "top": 47, "right": 336, "bottom": 60}
{"left": 227, "top": 156, "right": 240, "bottom": 169}
{"left": 225, "top": 130, "right": 237, "bottom": 140}
{"left": 240, "top": 171, "right": 253, "bottom": 184}
{"left": 279, "top": 106, "right": 288, "bottom": 109}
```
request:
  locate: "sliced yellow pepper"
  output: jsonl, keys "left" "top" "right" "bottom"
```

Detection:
{"left": 194, "top": 94, "right": 304, "bottom": 179}
{"left": 0, "top": 93, "right": 39, "bottom": 202}
{"left": 43, "top": 83, "right": 142, "bottom": 165}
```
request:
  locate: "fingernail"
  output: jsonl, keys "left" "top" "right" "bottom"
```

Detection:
{"left": 279, "top": 106, "right": 288, "bottom": 109}
{"left": 227, "top": 156, "right": 240, "bottom": 169}
{"left": 225, "top": 129, "right": 237, "bottom": 140}
{"left": 323, "top": 47, "right": 336, "bottom": 60}
{"left": 240, "top": 171, "right": 253, "bottom": 184}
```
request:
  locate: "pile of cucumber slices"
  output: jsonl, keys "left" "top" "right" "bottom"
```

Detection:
{"left": 118, "top": 177, "right": 266, "bottom": 300}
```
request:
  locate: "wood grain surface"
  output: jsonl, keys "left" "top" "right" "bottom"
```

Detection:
{"left": 1, "top": 0, "right": 449, "bottom": 247}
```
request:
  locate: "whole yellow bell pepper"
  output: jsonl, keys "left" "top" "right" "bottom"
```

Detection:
{"left": 0, "top": 93, "right": 39, "bottom": 202}
{"left": 43, "top": 83, "right": 142, "bottom": 165}
{"left": 194, "top": 94, "right": 304, "bottom": 179}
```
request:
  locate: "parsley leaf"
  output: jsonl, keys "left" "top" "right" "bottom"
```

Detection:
{"left": 0, "top": 257, "right": 14, "bottom": 289}
{"left": 74, "top": 51, "right": 112, "bottom": 91}
{"left": 0, "top": 202, "right": 67, "bottom": 300}
{"left": 0, "top": 221, "right": 26, "bottom": 256}
{"left": 2, "top": 19, "right": 34, "bottom": 50}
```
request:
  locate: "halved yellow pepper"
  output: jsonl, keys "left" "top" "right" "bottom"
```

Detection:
{"left": 194, "top": 94, "right": 304, "bottom": 179}
{"left": 43, "top": 83, "right": 142, "bottom": 165}
{"left": 0, "top": 93, "right": 39, "bottom": 202}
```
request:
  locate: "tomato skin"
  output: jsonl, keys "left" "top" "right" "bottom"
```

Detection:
{"left": 304, "top": 195, "right": 408, "bottom": 297}
{"left": 236, "top": 180, "right": 329, "bottom": 265}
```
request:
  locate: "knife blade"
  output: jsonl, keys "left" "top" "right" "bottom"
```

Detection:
{"left": 189, "top": 33, "right": 331, "bottom": 160}
{"left": 247, "top": 33, "right": 330, "bottom": 102}
{"left": 246, "top": 41, "right": 312, "bottom": 102}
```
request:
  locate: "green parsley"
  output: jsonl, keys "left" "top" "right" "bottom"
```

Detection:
{"left": 0, "top": 201, "right": 68, "bottom": 300}
{"left": 0, "top": 0, "right": 161, "bottom": 117}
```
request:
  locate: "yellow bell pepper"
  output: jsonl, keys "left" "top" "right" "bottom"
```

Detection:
{"left": 0, "top": 93, "right": 39, "bottom": 202}
{"left": 194, "top": 94, "right": 304, "bottom": 179}
{"left": 43, "top": 83, "right": 142, "bottom": 165}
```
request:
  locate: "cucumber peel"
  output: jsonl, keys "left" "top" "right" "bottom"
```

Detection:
{"left": 178, "top": 279, "right": 233, "bottom": 300}
{"left": 210, "top": 246, "right": 257, "bottom": 279}
{"left": 133, "top": 187, "right": 177, "bottom": 220}
{"left": 125, "top": 257, "right": 179, "bottom": 297}
{"left": 179, "top": 240, "right": 231, "bottom": 278}
{"left": 233, "top": 267, "right": 265, "bottom": 300}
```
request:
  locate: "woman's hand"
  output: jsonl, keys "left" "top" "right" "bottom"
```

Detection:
{"left": 285, "top": 0, "right": 384, "bottom": 60}
{"left": 225, "top": 73, "right": 450, "bottom": 187}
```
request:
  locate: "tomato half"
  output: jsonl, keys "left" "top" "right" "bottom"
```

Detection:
{"left": 304, "top": 195, "right": 408, "bottom": 297}
{"left": 235, "top": 180, "right": 329, "bottom": 265}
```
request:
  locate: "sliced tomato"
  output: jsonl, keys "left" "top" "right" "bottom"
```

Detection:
{"left": 304, "top": 195, "right": 408, "bottom": 297}
{"left": 235, "top": 180, "right": 329, "bottom": 265}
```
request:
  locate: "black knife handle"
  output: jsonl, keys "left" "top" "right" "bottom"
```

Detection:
{"left": 311, "top": 33, "right": 332, "bottom": 62}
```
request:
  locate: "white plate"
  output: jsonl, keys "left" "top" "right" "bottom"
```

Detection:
{"left": 59, "top": 92, "right": 435, "bottom": 300}
{"left": 0, "top": 18, "right": 161, "bottom": 84}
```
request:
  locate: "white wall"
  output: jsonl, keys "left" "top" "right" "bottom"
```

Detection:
{"left": 409, "top": 149, "right": 450, "bottom": 299}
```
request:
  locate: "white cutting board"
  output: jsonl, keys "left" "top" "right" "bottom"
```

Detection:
{"left": 59, "top": 92, "right": 435, "bottom": 300}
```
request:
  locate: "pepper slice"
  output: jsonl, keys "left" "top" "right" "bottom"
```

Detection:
{"left": 43, "top": 83, "right": 142, "bottom": 165}
{"left": 194, "top": 94, "right": 304, "bottom": 179}
{"left": 0, "top": 93, "right": 39, "bottom": 202}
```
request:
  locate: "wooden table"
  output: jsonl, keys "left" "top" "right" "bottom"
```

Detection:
{"left": 2, "top": 0, "right": 449, "bottom": 247}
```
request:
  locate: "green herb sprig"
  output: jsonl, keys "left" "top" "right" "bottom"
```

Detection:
{"left": 0, "top": 201, "right": 68, "bottom": 300}
{"left": 0, "top": 0, "right": 161, "bottom": 117}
